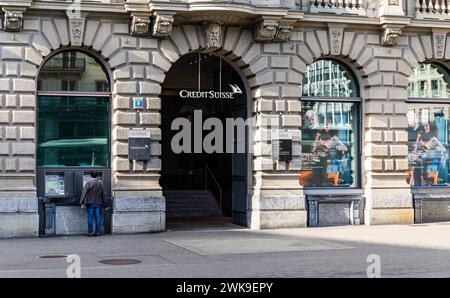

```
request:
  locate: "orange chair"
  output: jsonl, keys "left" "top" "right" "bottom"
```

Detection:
{"left": 426, "top": 173, "right": 438, "bottom": 185}
{"left": 328, "top": 172, "right": 339, "bottom": 185}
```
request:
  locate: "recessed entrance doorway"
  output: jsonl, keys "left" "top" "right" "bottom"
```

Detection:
{"left": 160, "top": 53, "right": 250, "bottom": 228}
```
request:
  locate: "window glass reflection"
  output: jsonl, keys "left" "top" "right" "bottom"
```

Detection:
{"left": 37, "top": 96, "right": 110, "bottom": 167}
{"left": 38, "top": 51, "right": 109, "bottom": 92}
{"left": 302, "top": 60, "right": 359, "bottom": 98}
{"left": 300, "top": 101, "right": 359, "bottom": 188}
{"left": 408, "top": 63, "right": 450, "bottom": 99}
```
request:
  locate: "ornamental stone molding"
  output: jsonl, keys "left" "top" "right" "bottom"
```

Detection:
{"left": 3, "top": 9, "right": 23, "bottom": 32}
{"left": 204, "top": 22, "right": 223, "bottom": 49}
{"left": 151, "top": 13, "right": 174, "bottom": 38}
{"left": 254, "top": 19, "right": 279, "bottom": 42}
{"left": 131, "top": 15, "right": 151, "bottom": 36}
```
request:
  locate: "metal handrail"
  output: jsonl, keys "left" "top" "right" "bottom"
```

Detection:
{"left": 205, "top": 165, "right": 222, "bottom": 216}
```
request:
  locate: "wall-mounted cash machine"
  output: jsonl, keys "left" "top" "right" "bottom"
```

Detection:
{"left": 37, "top": 168, "right": 112, "bottom": 236}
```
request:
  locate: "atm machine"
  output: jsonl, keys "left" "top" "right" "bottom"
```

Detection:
{"left": 37, "top": 168, "right": 112, "bottom": 236}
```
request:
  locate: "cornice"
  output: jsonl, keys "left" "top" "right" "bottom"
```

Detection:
{"left": 7, "top": 0, "right": 450, "bottom": 36}
{"left": 0, "top": 0, "right": 33, "bottom": 8}
{"left": 409, "top": 19, "right": 450, "bottom": 30}
{"left": 29, "top": 1, "right": 126, "bottom": 13}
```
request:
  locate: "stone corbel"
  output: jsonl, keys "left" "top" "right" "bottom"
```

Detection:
{"left": 254, "top": 19, "right": 279, "bottom": 42}
{"left": 131, "top": 14, "right": 151, "bottom": 36}
{"left": 379, "top": 13, "right": 410, "bottom": 47}
{"left": 274, "top": 22, "right": 294, "bottom": 42}
{"left": 1, "top": 0, "right": 31, "bottom": 32}
{"left": 204, "top": 22, "right": 223, "bottom": 49}
{"left": 151, "top": 12, "right": 174, "bottom": 38}
{"left": 381, "top": 24, "right": 403, "bottom": 47}
{"left": 3, "top": 9, "right": 25, "bottom": 32}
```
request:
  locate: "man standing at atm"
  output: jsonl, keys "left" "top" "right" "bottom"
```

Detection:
{"left": 80, "top": 171, "right": 107, "bottom": 236}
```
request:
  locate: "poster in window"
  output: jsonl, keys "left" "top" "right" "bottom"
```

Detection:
{"left": 406, "top": 104, "right": 449, "bottom": 187}
{"left": 299, "top": 101, "right": 358, "bottom": 188}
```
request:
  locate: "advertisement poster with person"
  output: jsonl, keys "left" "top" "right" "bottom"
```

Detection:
{"left": 299, "top": 102, "right": 357, "bottom": 188}
{"left": 407, "top": 107, "right": 449, "bottom": 186}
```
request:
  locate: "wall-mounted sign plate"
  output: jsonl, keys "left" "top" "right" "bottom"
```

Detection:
{"left": 272, "top": 130, "right": 293, "bottom": 162}
{"left": 133, "top": 97, "right": 144, "bottom": 110}
{"left": 128, "top": 130, "right": 151, "bottom": 161}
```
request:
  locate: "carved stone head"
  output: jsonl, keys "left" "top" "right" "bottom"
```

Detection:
{"left": 255, "top": 20, "right": 278, "bottom": 42}
{"left": 275, "top": 25, "right": 293, "bottom": 42}
{"left": 4, "top": 11, "right": 23, "bottom": 32}
{"left": 131, "top": 16, "right": 150, "bottom": 36}
{"left": 205, "top": 23, "right": 223, "bottom": 49}
{"left": 152, "top": 14, "right": 174, "bottom": 38}
{"left": 382, "top": 28, "right": 401, "bottom": 46}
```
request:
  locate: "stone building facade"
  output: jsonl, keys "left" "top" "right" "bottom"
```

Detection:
{"left": 1, "top": 0, "right": 450, "bottom": 238}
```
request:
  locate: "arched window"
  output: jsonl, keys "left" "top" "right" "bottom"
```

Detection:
{"left": 406, "top": 63, "right": 450, "bottom": 187}
{"left": 37, "top": 50, "right": 111, "bottom": 168}
{"left": 300, "top": 59, "right": 360, "bottom": 188}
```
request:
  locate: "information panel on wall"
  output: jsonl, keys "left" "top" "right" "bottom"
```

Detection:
{"left": 45, "top": 173, "right": 65, "bottom": 196}
{"left": 128, "top": 130, "right": 151, "bottom": 161}
{"left": 272, "top": 131, "right": 293, "bottom": 162}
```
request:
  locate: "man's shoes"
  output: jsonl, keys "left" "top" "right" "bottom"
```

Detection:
{"left": 95, "top": 233, "right": 101, "bottom": 237}
{"left": 88, "top": 233, "right": 95, "bottom": 237}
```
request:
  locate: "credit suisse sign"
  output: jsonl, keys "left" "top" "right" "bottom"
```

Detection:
{"left": 179, "top": 84, "right": 243, "bottom": 99}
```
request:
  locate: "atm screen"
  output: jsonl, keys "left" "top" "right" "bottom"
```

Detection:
{"left": 45, "top": 174, "right": 65, "bottom": 196}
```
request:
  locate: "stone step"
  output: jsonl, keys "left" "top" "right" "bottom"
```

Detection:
{"left": 164, "top": 190, "right": 220, "bottom": 217}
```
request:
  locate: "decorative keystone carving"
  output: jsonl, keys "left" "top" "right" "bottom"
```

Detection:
{"left": 433, "top": 29, "right": 448, "bottom": 59}
{"left": 328, "top": 24, "right": 346, "bottom": 55}
{"left": 69, "top": 17, "right": 86, "bottom": 46}
{"left": 204, "top": 22, "right": 223, "bottom": 49}
{"left": 275, "top": 25, "right": 293, "bottom": 42}
{"left": 66, "top": 10, "right": 87, "bottom": 46}
{"left": 151, "top": 13, "right": 174, "bottom": 38}
{"left": 131, "top": 15, "right": 150, "bottom": 36}
{"left": 3, "top": 10, "right": 23, "bottom": 32}
{"left": 254, "top": 19, "right": 279, "bottom": 42}
{"left": 381, "top": 26, "right": 402, "bottom": 46}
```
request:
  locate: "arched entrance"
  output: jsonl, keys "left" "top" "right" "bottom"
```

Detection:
{"left": 36, "top": 49, "right": 112, "bottom": 236}
{"left": 161, "top": 52, "right": 249, "bottom": 227}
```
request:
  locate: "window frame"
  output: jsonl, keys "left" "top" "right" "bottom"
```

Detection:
{"left": 36, "top": 50, "right": 112, "bottom": 169}
{"left": 37, "top": 50, "right": 111, "bottom": 97}
{"left": 300, "top": 59, "right": 362, "bottom": 191}
{"left": 406, "top": 62, "right": 450, "bottom": 189}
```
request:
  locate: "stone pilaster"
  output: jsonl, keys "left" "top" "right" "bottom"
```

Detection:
{"left": 363, "top": 46, "right": 414, "bottom": 225}
{"left": 0, "top": 22, "right": 39, "bottom": 237}
{"left": 111, "top": 58, "right": 165, "bottom": 233}
{"left": 249, "top": 42, "right": 306, "bottom": 229}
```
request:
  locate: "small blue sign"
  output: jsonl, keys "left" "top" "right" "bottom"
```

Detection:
{"left": 133, "top": 97, "right": 144, "bottom": 109}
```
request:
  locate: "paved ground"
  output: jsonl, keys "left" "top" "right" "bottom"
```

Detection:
{"left": 1, "top": 222, "right": 450, "bottom": 278}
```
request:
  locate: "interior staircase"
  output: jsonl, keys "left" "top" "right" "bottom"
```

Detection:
{"left": 164, "top": 190, "right": 221, "bottom": 218}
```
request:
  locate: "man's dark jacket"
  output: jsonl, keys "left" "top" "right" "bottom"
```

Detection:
{"left": 80, "top": 179, "right": 107, "bottom": 206}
